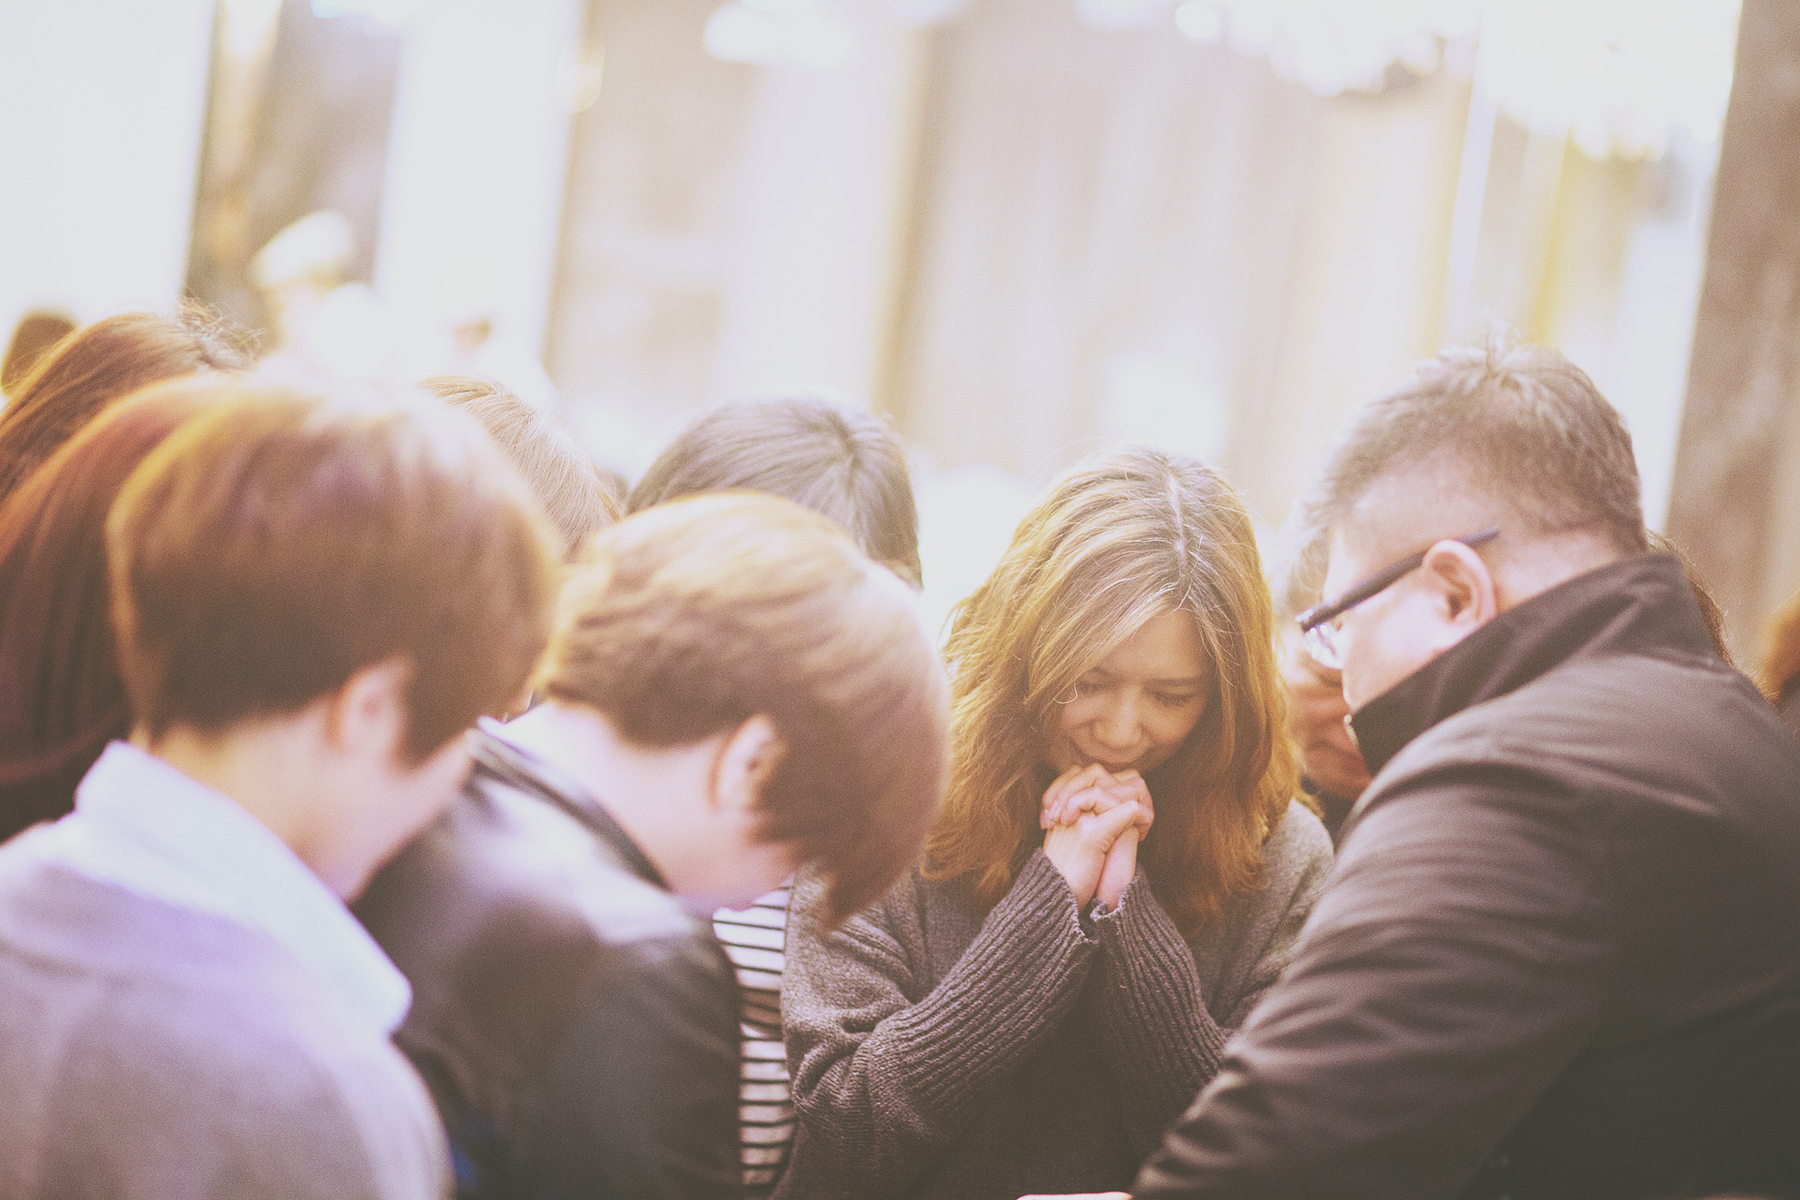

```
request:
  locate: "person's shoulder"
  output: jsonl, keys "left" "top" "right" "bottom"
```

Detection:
{"left": 789, "top": 857, "right": 931, "bottom": 934}
{"left": 1206, "top": 801, "right": 1331, "bottom": 938}
{"left": 1452, "top": 640, "right": 1761, "bottom": 749}
{"left": 1382, "top": 646, "right": 1796, "bottom": 823}
{"left": 1265, "top": 799, "right": 1333, "bottom": 871}
{"left": 369, "top": 772, "right": 704, "bottom": 954}
{"left": 0, "top": 872, "right": 444, "bottom": 1198}
{"left": 52, "top": 893, "right": 411, "bottom": 1085}
{"left": 0, "top": 853, "right": 296, "bottom": 987}
{"left": 118, "top": 941, "right": 447, "bottom": 1195}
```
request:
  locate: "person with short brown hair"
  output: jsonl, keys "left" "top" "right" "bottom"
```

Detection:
{"left": 356, "top": 492, "right": 949, "bottom": 1200}
{"left": 111, "top": 387, "right": 557, "bottom": 768}
{"left": 0, "top": 377, "right": 561, "bottom": 1199}
{"left": 421, "top": 374, "right": 616, "bottom": 560}
{"left": 627, "top": 394, "right": 926, "bottom": 1198}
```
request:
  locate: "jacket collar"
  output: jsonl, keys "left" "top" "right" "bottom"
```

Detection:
{"left": 468, "top": 720, "right": 668, "bottom": 890}
{"left": 1348, "top": 553, "right": 1716, "bottom": 775}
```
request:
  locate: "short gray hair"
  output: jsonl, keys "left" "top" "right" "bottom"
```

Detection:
{"left": 1305, "top": 333, "right": 1648, "bottom": 557}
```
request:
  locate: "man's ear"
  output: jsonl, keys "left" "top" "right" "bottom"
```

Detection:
{"left": 1419, "top": 540, "right": 1498, "bottom": 636}
{"left": 323, "top": 656, "right": 412, "bottom": 761}
{"left": 711, "top": 714, "right": 787, "bottom": 820}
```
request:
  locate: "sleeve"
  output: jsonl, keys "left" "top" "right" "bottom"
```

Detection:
{"left": 779, "top": 852, "right": 1100, "bottom": 1197}
{"left": 522, "top": 931, "right": 744, "bottom": 1200}
{"left": 1087, "top": 803, "right": 1334, "bottom": 1158}
{"left": 1133, "top": 770, "right": 1615, "bottom": 1200}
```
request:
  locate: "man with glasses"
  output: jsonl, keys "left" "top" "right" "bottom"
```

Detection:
{"left": 1098, "top": 338, "right": 1800, "bottom": 1200}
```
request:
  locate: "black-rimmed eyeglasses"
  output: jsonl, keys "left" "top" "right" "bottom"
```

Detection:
{"left": 1296, "top": 529, "right": 1499, "bottom": 670}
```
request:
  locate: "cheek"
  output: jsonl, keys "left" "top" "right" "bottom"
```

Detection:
{"left": 1151, "top": 706, "right": 1205, "bottom": 749}
{"left": 1343, "top": 596, "right": 1431, "bottom": 706}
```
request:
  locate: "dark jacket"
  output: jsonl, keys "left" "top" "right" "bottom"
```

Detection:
{"left": 1137, "top": 554, "right": 1800, "bottom": 1200}
{"left": 354, "top": 726, "right": 742, "bottom": 1200}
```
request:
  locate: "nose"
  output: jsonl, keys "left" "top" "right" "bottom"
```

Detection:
{"left": 1093, "top": 692, "right": 1142, "bottom": 752}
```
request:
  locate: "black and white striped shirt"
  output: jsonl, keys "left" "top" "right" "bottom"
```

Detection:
{"left": 712, "top": 885, "right": 794, "bottom": 1199}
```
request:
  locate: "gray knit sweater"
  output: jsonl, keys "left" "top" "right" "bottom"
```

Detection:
{"left": 777, "top": 800, "right": 1332, "bottom": 1200}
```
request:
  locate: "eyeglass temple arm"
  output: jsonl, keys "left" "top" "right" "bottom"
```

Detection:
{"left": 1296, "top": 528, "right": 1499, "bottom": 633}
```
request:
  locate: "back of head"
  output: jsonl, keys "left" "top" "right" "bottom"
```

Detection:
{"left": 626, "top": 397, "right": 923, "bottom": 587}
{"left": 0, "top": 306, "right": 250, "bottom": 508}
{"left": 1308, "top": 334, "right": 1649, "bottom": 564}
{"left": 935, "top": 445, "right": 1297, "bottom": 933}
{"left": 108, "top": 377, "right": 563, "bottom": 760}
{"left": 2, "top": 309, "right": 76, "bottom": 396}
{"left": 0, "top": 381, "right": 219, "bottom": 841}
{"left": 420, "top": 374, "right": 617, "bottom": 559}
{"left": 537, "top": 491, "right": 949, "bottom": 922}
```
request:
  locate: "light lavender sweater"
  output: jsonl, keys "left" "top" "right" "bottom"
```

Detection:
{"left": 778, "top": 800, "right": 1332, "bottom": 1200}
{"left": 0, "top": 861, "right": 449, "bottom": 1200}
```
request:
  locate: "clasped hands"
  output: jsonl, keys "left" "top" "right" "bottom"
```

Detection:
{"left": 1040, "top": 763, "right": 1153, "bottom": 911}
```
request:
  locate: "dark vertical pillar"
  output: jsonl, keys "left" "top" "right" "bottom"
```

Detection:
{"left": 185, "top": 0, "right": 402, "bottom": 337}
{"left": 1666, "top": 0, "right": 1800, "bottom": 665}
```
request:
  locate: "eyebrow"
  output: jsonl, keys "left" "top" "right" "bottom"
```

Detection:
{"left": 1082, "top": 668, "right": 1208, "bottom": 689}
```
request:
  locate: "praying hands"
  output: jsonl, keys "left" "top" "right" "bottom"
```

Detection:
{"left": 1039, "top": 763, "right": 1155, "bottom": 910}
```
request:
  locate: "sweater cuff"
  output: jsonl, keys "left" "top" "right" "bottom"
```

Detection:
{"left": 1091, "top": 870, "right": 1224, "bottom": 1062}
{"left": 1086, "top": 868, "right": 1142, "bottom": 925}
{"left": 957, "top": 849, "right": 1099, "bottom": 966}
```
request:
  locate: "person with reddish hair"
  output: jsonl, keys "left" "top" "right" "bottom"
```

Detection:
{"left": 0, "top": 305, "right": 247, "bottom": 507}
{"left": 0, "top": 382, "right": 218, "bottom": 843}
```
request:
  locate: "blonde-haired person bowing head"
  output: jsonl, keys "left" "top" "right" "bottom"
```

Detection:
{"left": 777, "top": 446, "right": 1333, "bottom": 1200}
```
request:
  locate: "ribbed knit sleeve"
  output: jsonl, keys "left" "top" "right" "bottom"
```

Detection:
{"left": 1089, "top": 800, "right": 1335, "bottom": 1158}
{"left": 1088, "top": 874, "right": 1226, "bottom": 1158}
{"left": 778, "top": 850, "right": 1099, "bottom": 1198}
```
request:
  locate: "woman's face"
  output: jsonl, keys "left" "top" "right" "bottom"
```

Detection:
{"left": 1044, "top": 610, "right": 1211, "bottom": 777}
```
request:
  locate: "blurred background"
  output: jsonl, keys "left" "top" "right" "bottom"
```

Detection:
{"left": 3, "top": 0, "right": 1794, "bottom": 658}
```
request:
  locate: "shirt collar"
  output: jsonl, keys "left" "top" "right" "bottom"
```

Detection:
{"left": 40, "top": 741, "right": 411, "bottom": 1033}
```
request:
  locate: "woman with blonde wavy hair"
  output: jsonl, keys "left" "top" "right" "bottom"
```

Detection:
{"left": 777, "top": 446, "right": 1334, "bottom": 1200}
